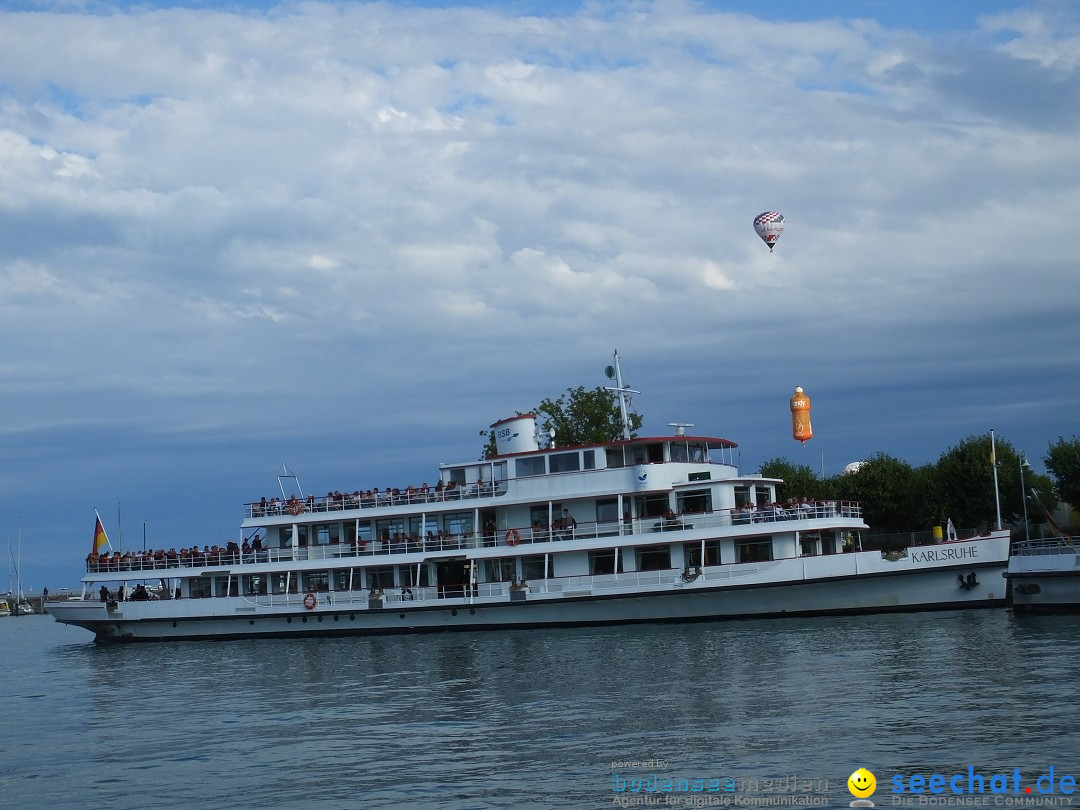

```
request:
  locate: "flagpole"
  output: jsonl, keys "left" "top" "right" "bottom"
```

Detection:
{"left": 990, "top": 429, "right": 1002, "bottom": 531}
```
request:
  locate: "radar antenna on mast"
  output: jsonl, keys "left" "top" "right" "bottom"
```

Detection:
{"left": 604, "top": 350, "right": 639, "bottom": 440}
{"left": 668, "top": 423, "right": 695, "bottom": 436}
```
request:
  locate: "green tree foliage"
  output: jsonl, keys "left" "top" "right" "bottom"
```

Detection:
{"left": 833, "top": 453, "right": 924, "bottom": 533}
{"left": 538, "top": 385, "right": 643, "bottom": 447}
{"left": 1044, "top": 436, "right": 1080, "bottom": 508}
{"left": 758, "top": 458, "right": 830, "bottom": 502}
{"left": 481, "top": 386, "right": 642, "bottom": 457}
{"left": 935, "top": 434, "right": 1028, "bottom": 531}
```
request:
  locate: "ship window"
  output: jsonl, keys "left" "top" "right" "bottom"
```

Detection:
{"left": 520, "top": 555, "right": 552, "bottom": 580}
{"left": 688, "top": 443, "right": 707, "bottom": 462}
{"left": 516, "top": 457, "right": 546, "bottom": 477}
{"left": 549, "top": 452, "right": 580, "bottom": 473}
{"left": 315, "top": 524, "right": 340, "bottom": 545}
{"left": 636, "top": 545, "right": 671, "bottom": 572}
{"left": 354, "top": 521, "right": 372, "bottom": 545}
{"left": 589, "top": 549, "right": 624, "bottom": 575}
{"left": 277, "top": 526, "right": 293, "bottom": 548}
{"left": 734, "top": 485, "right": 752, "bottom": 508}
{"left": 736, "top": 539, "right": 773, "bottom": 563}
{"left": 240, "top": 575, "right": 267, "bottom": 596}
{"left": 376, "top": 518, "right": 405, "bottom": 542}
{"left": 676, "top": 490, "right": 711, "bottom": 515}
{"left": 583, "top": 450, "right": 596, "bottom": 470}
{"left": 367, "top": 566, "right": 394, "bottom": 590}
{"left": 271, "top": 572, "right": 299, "bottom": 594}
{"left": 402, "top": 565, "right": 430, "bottom": 587}
{"left": 444, "top": 512, "right": 473, "bottom": 537}
{"left": 214, "top": 576, "right": 237, "bottom": 597}
{"left": 448, "top": 468, "right": 467, "bottom": 486}
{"left": 634, "top": 494, "right": 669, "bottom": 519}
{"left": 332, "top": 570, "right": 350, "bottom": 591}
{"left": 303, "top": 572, "right": 329, "bottom": 592}
{"left": 671, "top": 443, "right": 688, "bottom": 462}
{"left": 595, "top": 498, "right": 618, "bottom": 525}
{"left": 190, "top": 578, "right": 211, "bottom": 599}
{"left": 684, "top": 541, "right": 722, "bottom": 567}
{"left": 485, "top": 558, "right": 516, "bottom": 582}
{"left": 606, "top": 447, "right": 627, "bottom": 468}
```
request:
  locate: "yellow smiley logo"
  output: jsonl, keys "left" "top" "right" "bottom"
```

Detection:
{"left": 848, "top": 768, "right": 877, "bottom": 798}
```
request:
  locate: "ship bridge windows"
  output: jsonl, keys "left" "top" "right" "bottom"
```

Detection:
{"left": 736, "top": 538, "right": 773, "bottom": 563}
{"left": 549, "top": 452, "right": 580, "bottom": 473}
{"left": 676, "top": 489, "right": 711, "bottom": 515}
{"left": 632, "top": 443, "right": 664, "bottom": 464}
{"left": 516, "top": 457, "right": 546, "bottom": 477}
{"left": 636, "top": 545, "right": 671, "bottom": 572}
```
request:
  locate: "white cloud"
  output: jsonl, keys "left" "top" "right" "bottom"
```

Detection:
{"left": 0, "top": 0, "right": 1077, "bottom": 583}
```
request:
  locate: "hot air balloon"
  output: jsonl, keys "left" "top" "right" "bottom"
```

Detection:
{"left": 790, "top": 386, "right": 812, "bottom": 445}
{"left": 753, "top": 211, "right": 785, "bottom": 252}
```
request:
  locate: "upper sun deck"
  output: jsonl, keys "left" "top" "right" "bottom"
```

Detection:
{"left": 243, "top": 429, "right": 741, "bottom": 522}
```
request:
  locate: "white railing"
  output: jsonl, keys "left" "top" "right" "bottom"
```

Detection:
{"left": 246, "top": 481, "right": 510, "bottom": 519}
{"left": 1012, "top": 537, "right": 1079, "bottom": 557}
{"left": 87, "top": 501, "right": 862, "bottom": 574}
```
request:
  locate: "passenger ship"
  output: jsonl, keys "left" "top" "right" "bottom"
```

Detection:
{"left": 47, "top": 359, "right": 1011, "bottom": 643}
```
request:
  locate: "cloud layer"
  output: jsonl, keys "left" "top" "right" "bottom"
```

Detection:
{"left": 1, "top": 0, "right": 1077, "bottom": 584}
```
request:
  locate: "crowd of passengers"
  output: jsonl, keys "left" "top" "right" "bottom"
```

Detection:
{"left": 250, "top": 479, "right": 500, "bottom": 516}
{"left": 86, "top": 537, "right": 266, "bottom": 572}
{"left": 735, "top": 499, "right": 840, "bottom": 523}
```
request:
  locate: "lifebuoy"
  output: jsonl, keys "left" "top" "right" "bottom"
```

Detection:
{"left": 303, "top": 592, "right": 316, "bottom": 610}
{"left": 505, "top": 528, "right": 521, "bottom": 546}
{"left": 289, "top": 502, "right": 304, "bottom": 516}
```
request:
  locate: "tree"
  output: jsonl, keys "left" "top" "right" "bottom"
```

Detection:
{"left": 935, "top": 433, "right": 1030, "bottom": 532}
{"left": 833, "top": 453, "right": 924, "bottom": 533}
{"left": 481, "top": 386, "right": 642, "bottom": 457}
{"left": 538, "top": 385, "right": 643, "bottom": 447}
{"left": 1044, "top": 436, "right": 1080, "bottom": 508}
{"left": 758, "top": 458, "right": 831, "bottom": 502}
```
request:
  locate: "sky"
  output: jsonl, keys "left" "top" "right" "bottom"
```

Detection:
{"left": 1, "top": 0, "right": 1077, "bottom": 590}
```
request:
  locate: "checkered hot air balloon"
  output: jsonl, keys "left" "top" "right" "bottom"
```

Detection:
{"left": 753, "top": 211, "right": 786, "bottom": 252}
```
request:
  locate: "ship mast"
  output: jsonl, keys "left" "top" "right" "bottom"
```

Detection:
{"left": 604, "top": 350, "right": 639, "bottom": 441}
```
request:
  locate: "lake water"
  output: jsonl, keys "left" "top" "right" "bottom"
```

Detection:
{"left": 2, "top": 609, "right": 1078, "bottom": 809}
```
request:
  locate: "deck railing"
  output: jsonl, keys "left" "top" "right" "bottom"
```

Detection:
{"left": 246, "top": 481, "right": 510, "bottom": 519}
{"left": 1011, "top": 537, "right": 1079, "bottom": 557}
{"left": 86, "top": 501, "right": 862, "bottom": 574}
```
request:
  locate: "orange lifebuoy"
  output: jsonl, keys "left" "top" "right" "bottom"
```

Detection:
{"left": 505, "top": 528, "right": 521, "bottom": 546}
{"left": 303, "top": 592, "right": 317, "bottom": 610}
{"left": 289, "top": 502, "right": 304, "bottom": 516}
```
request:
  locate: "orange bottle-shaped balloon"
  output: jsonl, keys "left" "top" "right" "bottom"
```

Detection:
{"left": 790, "top": 386, "right": 812, "bottom": 444}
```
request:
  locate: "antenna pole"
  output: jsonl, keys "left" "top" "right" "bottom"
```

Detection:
{"left": 605, "top": 350, "right": 639, "bottom": 440}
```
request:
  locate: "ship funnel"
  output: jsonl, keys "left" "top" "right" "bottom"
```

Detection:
{"left": 490, "top": 414, "right": 540, "bottom": 455}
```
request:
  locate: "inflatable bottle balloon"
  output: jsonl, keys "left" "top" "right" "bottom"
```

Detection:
{"left": 790, "top": 386, "right": 812, "bottom": 444}
{"left": 753, "top": 211, "right": 785, "bottom": 252}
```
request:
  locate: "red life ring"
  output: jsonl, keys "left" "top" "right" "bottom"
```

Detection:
{"left": 303, "top": 592, "right": 317, "bottom": 610}
{"left": 505, "top": 528, "right": 521, "bottom": 546}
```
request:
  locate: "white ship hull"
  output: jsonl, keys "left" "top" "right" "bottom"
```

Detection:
{"left": 48, "top": 535, "right": 1008, "bottom": 643}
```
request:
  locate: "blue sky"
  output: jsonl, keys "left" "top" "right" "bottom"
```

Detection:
{"left": 0, "top": 0, "right": 1077, "bottom": 589}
